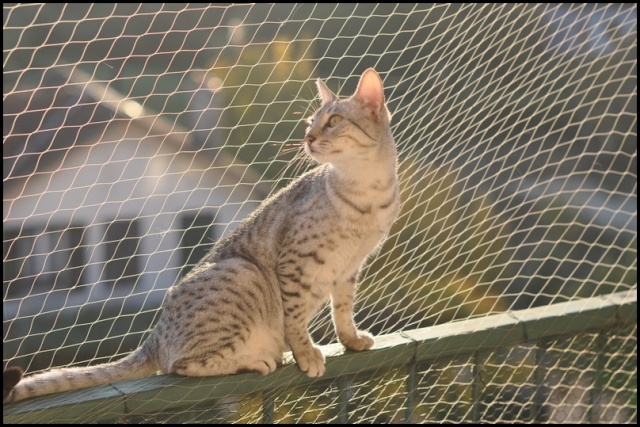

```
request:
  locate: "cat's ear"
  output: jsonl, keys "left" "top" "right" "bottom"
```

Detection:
{"left": 353, "top": 68, "right": 390, "bottom": 122}
{"left": 316, "top": 78, "right": 338, "bottom": 105}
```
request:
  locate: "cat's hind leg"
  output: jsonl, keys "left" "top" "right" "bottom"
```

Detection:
{"left": 170, "top": 353, "right": 278, "bottom": 377}
{"left": 163, "top": 257, "right": 286, "bottom": 378}
{"left": 169, "top": 324, "right": 285, "bottom": 377}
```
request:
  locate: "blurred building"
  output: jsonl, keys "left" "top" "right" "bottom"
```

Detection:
{"left": 3, "top": 66, "right": 268, "bottom": 324}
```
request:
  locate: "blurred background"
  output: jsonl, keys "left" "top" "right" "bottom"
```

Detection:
{"left": 3, "top": 3, "right": 636, "bottom": 423}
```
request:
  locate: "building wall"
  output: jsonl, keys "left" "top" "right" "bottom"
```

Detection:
{"left": 3, "top": 120, "right": 264, "bottom": 318}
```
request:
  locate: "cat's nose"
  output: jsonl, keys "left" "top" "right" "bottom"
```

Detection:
{"left": 305, "top": 134, "right": 316, "bottom": 145}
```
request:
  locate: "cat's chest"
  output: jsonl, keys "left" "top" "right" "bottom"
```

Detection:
{"left": 281, "top": 221, "right": 385, "bottom": 285}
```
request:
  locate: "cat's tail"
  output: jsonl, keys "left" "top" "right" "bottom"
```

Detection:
{"left": 3, "top": 344, "right": 158, "bottom": 405}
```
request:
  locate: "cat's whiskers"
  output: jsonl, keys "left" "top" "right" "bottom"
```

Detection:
{"left": 285, "top": 148, "right": 315, "bottom": 183}
{"left": 269, "top": 94, "right": 316, "bottom": 184}
{"left": 270, "top": 139, "right": 308, "bottom": 183}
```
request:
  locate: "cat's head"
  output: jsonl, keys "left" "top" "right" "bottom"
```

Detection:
{"left": 304, "top": 68, "right": 393, "bottom": 166}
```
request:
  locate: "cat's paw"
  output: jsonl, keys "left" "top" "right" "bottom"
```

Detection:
{"left": 243, "top": 358, "right": 278, "bottom": 375}
{"left": 294, "top": 345, "right": 326, "bottom": 377}
{"left": 340, "top": 330, "right": 375, "bottom": 351}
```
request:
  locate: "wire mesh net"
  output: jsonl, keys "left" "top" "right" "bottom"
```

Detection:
{"left": 3, "top": 3, "right": 637, "bottom": 423}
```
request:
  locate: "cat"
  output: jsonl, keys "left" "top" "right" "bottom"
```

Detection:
{"left": 3, "top": 67, "right": 400, "bottom": 404}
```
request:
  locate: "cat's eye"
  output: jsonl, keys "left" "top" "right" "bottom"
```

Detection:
{"left": 328, "top": 115, "right": 342, "bottom": 127}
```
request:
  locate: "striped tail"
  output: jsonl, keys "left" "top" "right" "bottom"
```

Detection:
{"left": 3, "top": 347, "right": 158, "bottom": 404}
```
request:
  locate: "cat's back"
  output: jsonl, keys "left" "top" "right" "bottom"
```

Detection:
{"left": 199, "top": 165, "right": 332, "bottom": 262}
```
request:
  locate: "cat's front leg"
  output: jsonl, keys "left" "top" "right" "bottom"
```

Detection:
{"left": 288, "top": 334, "right": 325, "bottom": 378}
{"left": 280, "top": 281, "right": 326, "bottom": 377}
{"left": 331, "top": 275, "right": 375, "bottom": 351}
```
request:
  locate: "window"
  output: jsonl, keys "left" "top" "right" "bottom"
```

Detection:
{"left": 103, "top": 219, "right": 141, "bottom": 286}
{"left": 3, "top": 224, "right": 86, "bottom": 298}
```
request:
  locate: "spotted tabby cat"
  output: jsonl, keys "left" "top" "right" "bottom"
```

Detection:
{"left": 3, "top": 68, "right": 399, "bottom": 404}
